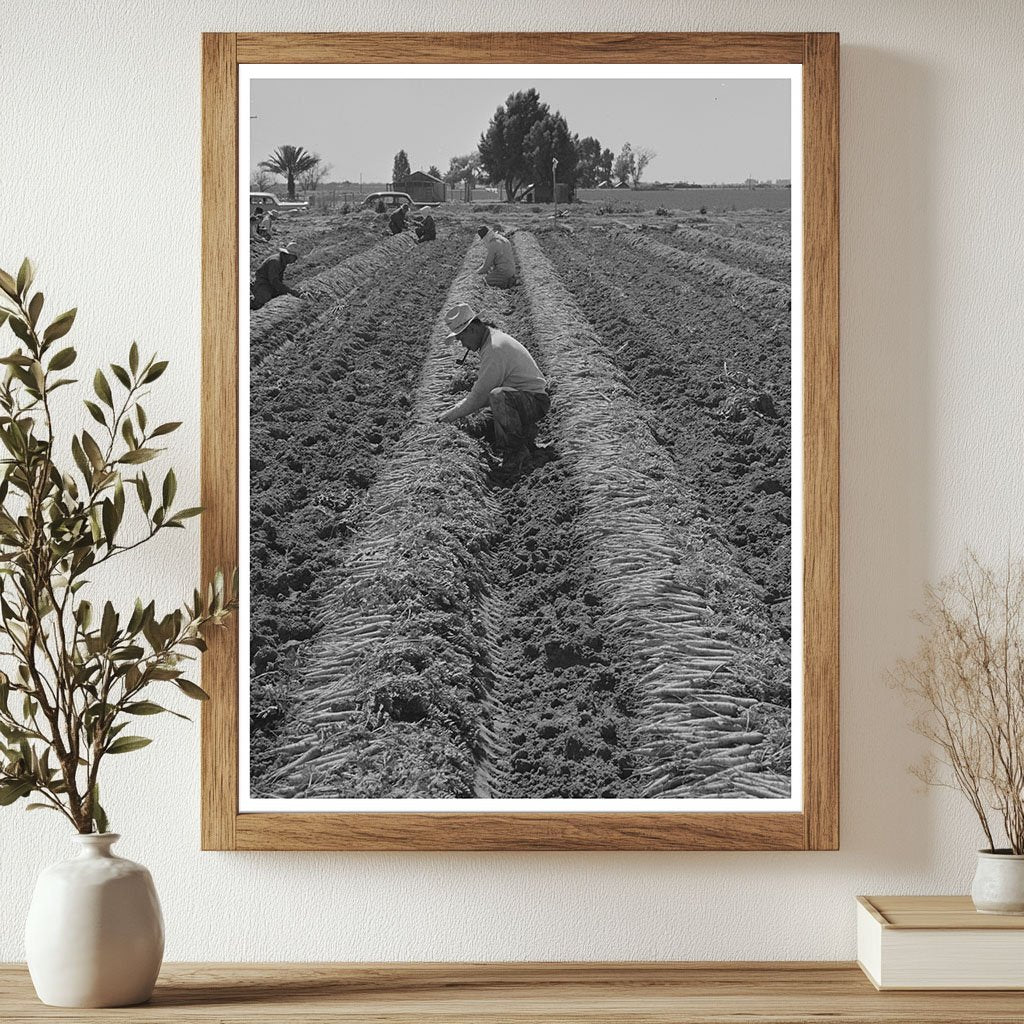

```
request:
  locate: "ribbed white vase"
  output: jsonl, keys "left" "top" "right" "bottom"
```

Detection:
{"left": 25, "top": 833, "right": 164, "bottom": 1007}
{"left": 971, "top": 850, "right": 1024, "bottom": 915}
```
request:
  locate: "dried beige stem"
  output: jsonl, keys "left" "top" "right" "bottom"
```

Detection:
{"left": 895, "top": 552, "right": 1024, "bottom": 853}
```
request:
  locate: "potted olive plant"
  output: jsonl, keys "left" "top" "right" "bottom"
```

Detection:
{"left": 896, "top": 552, "right": 1024, "bottom": 914}
{"left": 0, "top": 260, "right": 235, "bottom": 1006}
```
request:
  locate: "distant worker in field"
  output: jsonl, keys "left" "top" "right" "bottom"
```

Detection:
{"left": 250, "top": 242, "right": 304, "bottom": 311}
{"left": 476, "top": 226, "right": 517, "bottom": 288}
{"left": 258, "top": 208, "right": 275, "bottom": 240}
{"left": 437, "top": 303, "right": 551, "bottom": 473}
{"left": 414, "top": 212, "right": 436, "bottom": 244}
{"left": 375, "top": 198, "right": 387, "bottom": 214}
{"left": 250, "top": 205, "right": 263, "bottom": 240}
{"left": 388, "top": 202, "right": 410, "bottom": 235}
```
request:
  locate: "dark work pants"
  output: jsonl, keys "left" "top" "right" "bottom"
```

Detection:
{"left": 484, "top": 269, "right": 516, "bottom": 288}
{"left": 251, "top": 281, "right": 291, "bottom": 310}
{"left": 487, "top": 387, "right": 550, "bottom": 451}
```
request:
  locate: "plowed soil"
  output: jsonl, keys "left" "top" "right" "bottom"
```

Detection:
{"left": 659, "top": 210, "right": 792, "bottom": 252}
{"left": 536, "top": 224, "right": 791, "bottom": 706}
{"left": 248, "top": 226, "right": 473, "bottom": 770}
{"left": 644, "top": 224, "right": 789, "bottom": 284}
{"left": 247, "top": 207, "right": 794, "bottom": 798}
{"left": 248, "top": 209, "right": 394, "bottom": 286}
{"left": 463, "top": 288, "right": 640, "bottom": 798}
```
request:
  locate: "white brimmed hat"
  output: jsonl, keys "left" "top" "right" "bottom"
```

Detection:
{"left": 445, "top": 303, "right": 478, "bottom": 337}
{"left": 279, "top": 240, "right": 301, "bottom": 256}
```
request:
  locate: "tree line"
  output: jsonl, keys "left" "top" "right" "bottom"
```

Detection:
{"left": 475, "top": 88, "right": 655, "bottom": 198}
{"left": 252, "top": 88, "right": 656, "bottom": 201}
{"left": 388, "top": 92, "right": 656, "bottom": 200}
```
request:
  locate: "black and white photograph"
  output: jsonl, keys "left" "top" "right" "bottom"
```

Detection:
{"left": 241, "top": 66, "right": 801, "bottom": 809}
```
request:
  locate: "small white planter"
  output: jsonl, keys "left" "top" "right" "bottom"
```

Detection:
{"left": 971, "top": 850, "right": 1024, "bottom": 915}
{"left": 25, "top": 833, "right": 164, "bottom": 1007}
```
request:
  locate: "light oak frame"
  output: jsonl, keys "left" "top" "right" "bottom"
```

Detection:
{"left": 201, "top": 32, "right": 839, "bottom": 851}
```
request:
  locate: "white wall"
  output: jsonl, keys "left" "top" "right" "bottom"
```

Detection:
{"left": 1, "top": 0, "right": 1021, "bottom": 961}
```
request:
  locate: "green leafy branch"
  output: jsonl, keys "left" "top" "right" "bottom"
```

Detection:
{"left": 0, "top": 259, "right": 236, "bottom": 833}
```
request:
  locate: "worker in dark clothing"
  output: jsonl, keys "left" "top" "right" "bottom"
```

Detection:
{"left": 388, "top": 203, "right": 410, "bottom": 235}
{"left": 414, "top": 213, "right": 436, "bottom": 243}
{"left": 250, "top": 243, "right": 303, "bottom": 311}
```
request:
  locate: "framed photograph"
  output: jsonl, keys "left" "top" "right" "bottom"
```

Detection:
{"left": 201, "top": 32, "right": 838, "bottom": 850}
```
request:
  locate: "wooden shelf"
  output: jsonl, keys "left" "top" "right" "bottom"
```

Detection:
{"left": 4, "top": 962, "right": 1024, "bottom": 1022}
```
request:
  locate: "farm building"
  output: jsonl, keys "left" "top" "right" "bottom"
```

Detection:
{"left": 393, "top": 170, "right": 447, "bottom": 204}
{"left": 521, "top": 182, "right": 572, "bottom": 203}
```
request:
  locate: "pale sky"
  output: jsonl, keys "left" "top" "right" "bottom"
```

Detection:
{"left": 249, "top": 77, "right": 791, "bottom": 185}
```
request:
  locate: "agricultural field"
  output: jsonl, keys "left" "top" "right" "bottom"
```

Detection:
{"left": 248, "top": 208, "right": 384, "bottom": 285}
{"left": 575, "top": 186, "right": 792, "bottom": 212}
{"left": 247, "top": 203, "right": 793, "bottom": 802}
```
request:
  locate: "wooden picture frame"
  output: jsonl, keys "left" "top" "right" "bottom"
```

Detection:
{"left": 201, "top": 32, "right": 838, "bottom": 851}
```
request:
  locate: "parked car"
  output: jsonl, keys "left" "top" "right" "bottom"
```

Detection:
{"left": 360, "top": 192, "right": 417, "bottom": 210}
{"left": 249, "top": 191, "right": 309, "bottom": 213}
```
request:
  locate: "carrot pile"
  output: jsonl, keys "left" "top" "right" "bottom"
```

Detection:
{"left": 625, "top": 232, "right": 791, "bottom": 312}
{"left": 513, "top": 231, "right": 789, "bottom": 799}
{"left": 252, "top": 226, "right": 790, "bottom": 803}
{"left": 664, "top": 224, "right": 790, "bottom": 283}
{"left": 256, "top": 238, "right": 515, "bottom": 799}
{"left": 249, "top": 232, "right": 416, "bottom": 373}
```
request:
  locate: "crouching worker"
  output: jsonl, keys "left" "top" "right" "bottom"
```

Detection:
{"left": 389, "top": 202, "right": 410, "bottom": 235}
{"left": 476, "top": 226, "right": 517, "bottom": 288}
{"left": 436, "top": 303, "right": 551, "bottom": 474}
{"left": 414, "top": 213, "right": 436, "bottom": 243}
{"left": 250, "top": 242, "right": 303, "bottom": 311}
{"left": 258, "top": 208, "right": 275, "bottom": 240}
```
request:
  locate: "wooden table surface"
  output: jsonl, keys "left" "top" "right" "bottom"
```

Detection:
{"left": 3, "top": 962, "right": 1024, "bottom": 1023}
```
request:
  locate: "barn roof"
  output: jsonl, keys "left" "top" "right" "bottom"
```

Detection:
{"left": 399, "top": 170, "right": 445, "bottom": 184}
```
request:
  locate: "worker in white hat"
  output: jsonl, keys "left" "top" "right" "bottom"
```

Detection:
{"left": 437, "top": 303, "right": 551, "bottom": 473}
{"left": 475, "top": 225, "right": 517, "bottom": 288}
{"left": 250, "top": 241, "right": 304, "bottom": 310}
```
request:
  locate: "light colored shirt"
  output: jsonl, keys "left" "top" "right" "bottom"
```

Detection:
{"left": 477, "top": 232, "right": 516, "bottom": 277}
{"left": 442, "top": 329, "right": 547, "bottom": 421}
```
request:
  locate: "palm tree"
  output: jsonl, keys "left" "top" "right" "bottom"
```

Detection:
{"left": 258, "top": 146, "right": 320, "bottom": 200}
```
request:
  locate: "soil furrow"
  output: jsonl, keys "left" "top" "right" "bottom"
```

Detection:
{"left": 248, "top": 210, "right": 385, "bottom": 287}
{"left": 253, "top": 236, "right": 516, "bottom": 799}
{"left": 535, "top": 229, "right": 791, "bottom": 714}
{"left": 464, "top": 281, "right": 641, "bottom": 799}
{"left": 645, "top": 224, "right": 790, "bottom": 283}
{"left": 250, "top": 232, "right": 416, "bottom": 372}
{"left": 673, "top": 210, "right": 791, "bottom": 252}
{"left": 512, "top": 230, "right": 789, "bottom": 799}
{"left": 625, "top": 232, "right": 790, "bottom": 314}
{"left": 248, "top": 230, "right": 478, "bottom": 790}
{"left": 257, "top": 235, "right": 644, "bottom": 800}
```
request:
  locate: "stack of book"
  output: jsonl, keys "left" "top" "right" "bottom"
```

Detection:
{"left": 857, "top": 895, "right": 1024, "bottom": 990}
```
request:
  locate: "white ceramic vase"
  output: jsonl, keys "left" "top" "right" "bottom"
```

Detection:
{"left": 25, "top": 833, "right": 164, "bottom": 1007}
{"left": 971, "top": 850, "right": 1024, "bottom": 914}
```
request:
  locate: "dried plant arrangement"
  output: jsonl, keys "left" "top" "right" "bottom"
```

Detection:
{"left": 896, "top": 552, "right": 1024, "bottom": 853}
{"left": 0, "top": 258, "right": 235, "bottom": 833}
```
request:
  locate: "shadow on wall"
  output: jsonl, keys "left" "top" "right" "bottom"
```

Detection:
{"left": 838, "top": 47, "right": 937, "bottom": 871}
